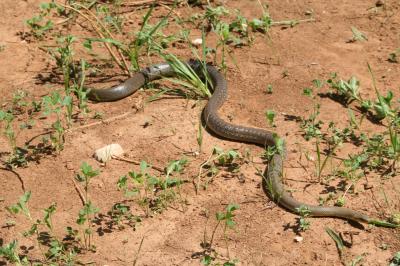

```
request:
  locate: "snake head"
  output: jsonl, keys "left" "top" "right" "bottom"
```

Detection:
{"left": 141, "top": 62, "right": 175, "bottom": 81}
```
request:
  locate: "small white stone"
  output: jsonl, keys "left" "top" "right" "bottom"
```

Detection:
{"left": 294, "top": 236, "right": 303, "bottom": 242}
{"left": 191, "top": 38, "right": 202, "bottom": 46}
{"left": 94, "top": 144, "right": 124, "bottom": 163}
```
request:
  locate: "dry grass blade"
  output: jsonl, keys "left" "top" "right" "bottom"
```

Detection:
{"left": 122, "top": 0, "right": 177, "bottom": 7}
{"left": 56, "top": 2, "right": 130, "bottom": 76}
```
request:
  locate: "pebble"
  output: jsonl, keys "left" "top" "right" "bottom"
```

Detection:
{"left": 191, "top": 38, "right": 202, "bottom": 46}
{"left": 294, "top": 236, "right": 303, "bottom": 242}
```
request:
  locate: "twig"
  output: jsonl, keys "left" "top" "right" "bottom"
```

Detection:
{"left": 0, "top": 166, "right": 26, "bottom": 192}
{"left": 271, "top": 18, "right": 315, "bottom": 26}
{"left": 70, "top": 175, "right": 86, "bottom": 205}
{"left": 66, "top": 111, "right": 134, "bottom": 133}
{"left": 159, "top": 3, "right": 181, "bottom": 19}
{"left": 112, "top": 155, "right": 164, "bottom": 173}
{"left": 132, "top": 236, "right": 145, "bottom": 266}
{"left": 121, "top": 0, "right": 176, "bottom": 7}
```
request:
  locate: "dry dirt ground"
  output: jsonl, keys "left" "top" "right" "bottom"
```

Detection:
{"left": 1, "top": 0, "right": 400, "bottom": 265}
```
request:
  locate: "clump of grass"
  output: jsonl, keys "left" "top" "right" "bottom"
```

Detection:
{"left": 162, "top": 53, "right": 211, "bottom": 99}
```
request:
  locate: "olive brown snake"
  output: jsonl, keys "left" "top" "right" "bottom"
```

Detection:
{"left": 88, "top": 60, "right": 398, "bottom": 228}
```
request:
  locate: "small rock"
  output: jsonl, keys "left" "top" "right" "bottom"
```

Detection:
{"left": 294, "top": 236, "right": 303, "bottom": 242}
{"left": 94, "top": 144, "right": 124, "bottom": 163}
{"left": 363, "top": 182, "right": 373, "bottom": 190}
{"left": 376, "top": 0, "right": 384, "bottom": 7}
{"left": 191, "top": 38, "right": 202, "bottom": 46}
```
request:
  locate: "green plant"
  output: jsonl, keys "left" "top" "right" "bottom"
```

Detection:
{"left": 25, "top": 2, "right": 60, "bottom": 38}
{"left": 265, "top": 84, "right": 273, "bottom": 94}
{"left": 390, "top": 252, "right": 400, "bottom": 266}
{"left": 296, "top": 205, "right": 311, "bottom": 231}
{"left": 108, "top": 203, "right": 141, "bottom": 230}
{"left": 350, "top": 26, "right": 368, "bottom": 42}
{"left": 197, "top": 147, "right": 241, "bottom": 191}
{"left": 0, "top": 110, "right": 17, "bottom": 154}
{"left": 327, "top": 74, "right": 363, "bottom": 105}
{"left": 75, "top": 162, "right": 100, "bottom": 251}
{"left": 249, "top": 10, "right": 272, "bottom": 33}
{"left": 127, "top": 5, "right": 175, "bottom": 71}
{"left": 301, "top": 88, "right": 323, "bottom": 141}
{"left": 96, "top": 4, "right": 123, "bottom": 34}
{"left": 0, "top": 240, "right": 28, "bottom": 266}
{"left": 162, "top": 54, "right": 211, "bottom": 99}
{"left": 265, "top": 109, "right": 276, "bottom": 127}
{"left": 41, "top": 91, "right": 68, "bottom": 152}
{"left": 388, "top": 48, "right": 400, "bottom": 63}
{"left": 5, "top": 192, "right": 76, "bottom": 264}
{"left": 6, "top": 191, "right": 32, "bottom": 219}
{"left": 117, "top": 159, "right": 186, "bottom": 216}
{"left": 201, "top": 204, "right": 240, "bottom": 265}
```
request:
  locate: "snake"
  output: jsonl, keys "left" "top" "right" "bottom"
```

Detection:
{"left": 88, "top": 60, "right": 396, "bottom": 227}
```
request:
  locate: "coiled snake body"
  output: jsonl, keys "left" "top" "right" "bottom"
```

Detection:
{"left": 89, "top": 60, "right": 386, "bottom": 226}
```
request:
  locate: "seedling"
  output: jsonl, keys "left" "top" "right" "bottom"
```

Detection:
{"left": 75, "top": 162, "right": 100, "bottom": 251}
{"left": 349, "top": 26, "right": 368, "bottom": 42}
{"left": 0, "top": 110, "right": 17, "bottom": 154}
{"left": 265, "top": 110, "right": 276, "bottom": 127}
{"left": 25, "top": 2, "right": 60, "bottom": 38}
{"left": 197, "top": 147, "right": 241, "bottom": 191}
{"left": 108, "top": 203, "right": 141, "bottom": 230}
{"left": 265, "top": 84, "right": 273, "bottom": 94}
{"left": 5, "top": 192, "right": 76, "bottom": 264}
{"left": 42, "top": 91, "right": 69, "bottom": 151}
{"left": 200, "top": 204, "right": 240, "bottom": 265}
{"left": 118, "top": 159, "right": 186, "bottom": 216}
{"left": 0, "top": 240, "right": 28, "bottom": 265}
{"left": 390, "top": 252, "right": 400, "bottom": 266}
{"left": 296, "top": 205, "right": 311, "bottom": 231}
{"left": 388, "top": 48, "right": 400, "bottom": 63}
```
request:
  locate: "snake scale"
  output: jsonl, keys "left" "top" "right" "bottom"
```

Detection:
{"left": 88, "top": 60, "right": 388, "bottom": 226}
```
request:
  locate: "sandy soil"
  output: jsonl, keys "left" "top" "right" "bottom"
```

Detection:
{"left": 1, "top": 0, "right": 399, "bottom": 265}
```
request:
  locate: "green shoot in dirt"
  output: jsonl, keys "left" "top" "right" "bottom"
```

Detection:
{"left": 0, "top": 240, "right": 28, "bottom": 266}
{"left": 265, "top": 109, "right": 276, "bottom": 127}
{"left": 118, "top": 159, "right": 186, "bottom": 216}
{"left": 0, "top": 94, "right": 33, "bottom": 167}
{"left": 42, "top": 91, "right": 68, "bottom": 152}
{"left": 390, "top": 252, "right": 400, "bottom": 266}
{"left": 201, "top": 204, "right": 240, "bottom": 265}
{"left": 0, "top": 110, "right": 17, "bottom": 154}
{"left": 388, "top": 48, "right": 400, "bottom": 63}
{"left": 25, "top": 2, "right": 59, "bottom": 38}
{"left": 296, "top": 205, "right": 311, "bottom": 231}
{"left": 76, "top": 162, "right": 100, "bottom": 251}
{"left": 349, "top": 26, "right": 368, "bottom": 42}
{"left": 197, "top": 147, "right": 241, "bottom": 192}
{"left": 5, "top": 192, "right": 75, "bottom": 264}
